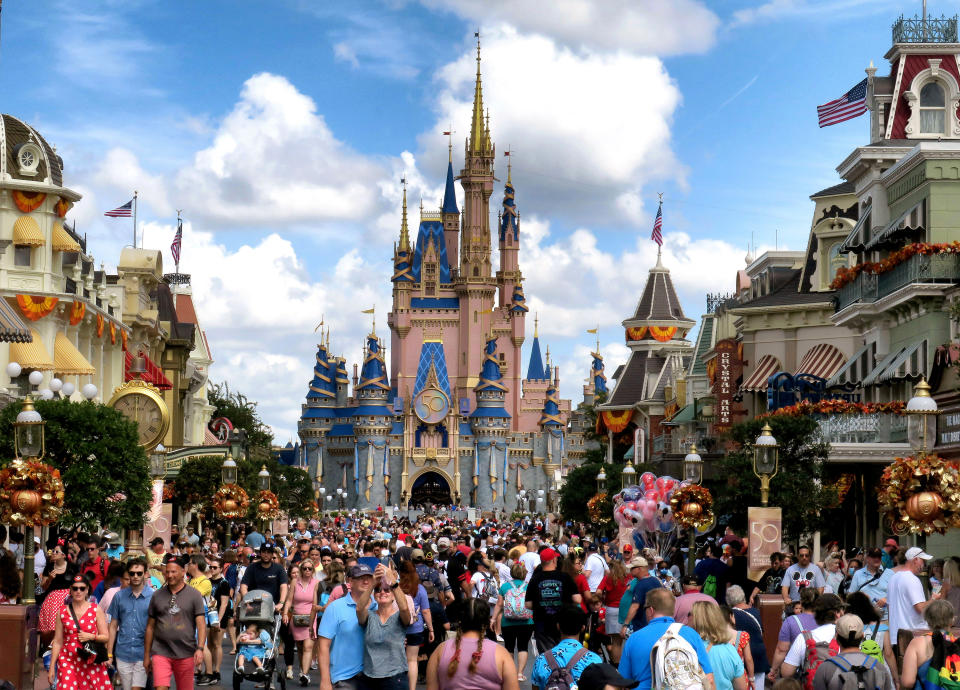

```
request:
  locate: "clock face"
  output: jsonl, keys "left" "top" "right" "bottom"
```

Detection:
{"left": 113, "top": 392, "right": 166, "bottom": 447}
{"left": 414, "top": 387, "right": 450, "bottom": 424}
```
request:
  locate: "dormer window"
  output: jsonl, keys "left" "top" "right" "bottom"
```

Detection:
{"left": 14, "top": 143, "right": 42, "bottom": 177}
{"left": 920, "top": 82, "right": 946, "bottom": 134}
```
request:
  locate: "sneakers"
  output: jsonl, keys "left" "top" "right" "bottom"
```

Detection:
{"left": 287, "top": 666, "right": 295, "bottom": 679}
{"left": 300, "top": 673, "right": 310, "bottom": 686}
{"left": 196, "top": 674, "right": 217, "bottom": 686}
{"left": 311, "top": 660, "right": 318, "bottom": 670}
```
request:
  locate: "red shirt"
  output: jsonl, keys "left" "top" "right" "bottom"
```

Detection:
{"left": 81, "top": 556, "right": 109, "bottom": 589}
{"left": 597, "top": 574, "right": 631, "bottom": 608}
{"left": 575, "top": 573, "right": 591, "bottom": 612}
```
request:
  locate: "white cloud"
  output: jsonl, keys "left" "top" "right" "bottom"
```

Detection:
{"left": 730, "top": 0, "right": 897, "bottom": 27}
{"left": 173, "top": 73, "right": 389, "bottom": 228}
{"left": 421, "top": 0, "right": 720, "bottom": 56}
{"left": 419, "top": 25, "right": 685, "bottom": 227}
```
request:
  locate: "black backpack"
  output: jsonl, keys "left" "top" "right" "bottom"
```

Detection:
{"left": 544, "top": 648, "right": 588, "bottom": 690}
{"left": 824, "top": 654, "right": 880, "bottom": 690}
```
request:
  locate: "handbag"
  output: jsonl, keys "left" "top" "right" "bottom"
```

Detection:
{"left": 292, "top": 613, "right": 313, "bottom": 627}
{"left": 69, "top": 603, "right": 109, "bottom": 664}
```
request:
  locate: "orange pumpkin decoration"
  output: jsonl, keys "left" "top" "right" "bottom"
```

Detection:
{"left": 681, "top": 501, "right": 703, "bottom": 520}
{"left": 906, "top": 491, "right": 943, "bottom": 521}
{"left": 11, "top": 489, "right": 42, "bottom": 514}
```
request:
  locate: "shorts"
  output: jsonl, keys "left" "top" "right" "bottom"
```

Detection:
{"left": 501, "top": 624, "right": 534, "bottom": 653}
{"left": 364, "top": 671, "right": 408, "bottom": 690}
{"left": 604, "top": 607, "right": 622, "bottom": 635}
{"left": 151, "top": 655, "right": 195, "bottom": 689}
{"left": 116, "top": 659, "right": 148, "bottom": 690}
{"left": 333, "top": 673, "right": 369, "bottom": 690}
{"left": 405, "top": 632, "right": 425, "bottom": 647}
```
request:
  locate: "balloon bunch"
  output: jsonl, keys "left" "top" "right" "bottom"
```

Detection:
{"left": 613, "top": 472, "right": 680, "bottom": 559}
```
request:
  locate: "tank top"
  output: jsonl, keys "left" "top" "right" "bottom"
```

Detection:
{"left": 436, "top": 637, "right": 502, "bottom": 690}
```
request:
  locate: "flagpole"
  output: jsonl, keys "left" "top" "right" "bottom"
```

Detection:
{"left": 175, "top": 210, "right": 181, "bottom": 275}
{"left": 132, "top": 190, "right": 138, "bottom": 248}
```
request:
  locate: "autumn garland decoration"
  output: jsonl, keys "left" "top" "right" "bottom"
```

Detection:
{"left": 0, "top": 459, "right": 65, "bottom": 526}
{"left": 255, "top": 490, "right": 281, "bottom": 521}
{"left": 758, "top": 399, "right": 906, "bottom": 419}
{"left": 162, "top": 482, "right": 176, "bottom": 501}
{"left": 831, "top": 242, "right": 960, "bottom": 290}
{"left": 670, "top": 484, "right": 715, "bottom": 531}
{"left": 213, "top": 484, "right": 249, "bottom": 520}
{"left": 587, "top": 493, "right": 612, "bottom": 526}
{"left": 878, "top": 455, "right": 960, "bottom": 535}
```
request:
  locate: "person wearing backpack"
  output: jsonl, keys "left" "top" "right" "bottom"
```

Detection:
{"left": 898, "top": 599, "right": 957, "bottom": 690}
{"left": 843, "top": 592, "right": 898, "bottom": 678}
{"left": 530, "top": 606, "right": 603, "bottom": 690}
{"left": 618, "top": 587, "right": 715, "bottom": 690}
{"left": 696, "top": 543, "right": 731, "bottom": 605}
{"left": 492, "top": 563, "right": 536, "bottom": 683}
{"left": 812, "top": 615, "right": 895, "bottom": 690}
{"left": 780, "top": 593, "right": 845, "bottom": 690}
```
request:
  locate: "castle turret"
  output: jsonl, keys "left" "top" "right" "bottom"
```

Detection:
{"left": 442, "top": 154, "right": 459, "bottom": 267}
{"left": 497, "top": 158, "right": 521, "bottom": 308}
{"left": 526, "top": 316, "right": 546, "bottom": 381}
{"left": 470, "top": 334, "right": 510, "bottom": 509}
{"left": 354, "top": 332, "right": 393, "bottom": 508}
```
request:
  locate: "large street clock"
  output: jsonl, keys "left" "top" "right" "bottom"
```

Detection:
{"left": 108, "top": 380, "right": 170, "bottom": 449}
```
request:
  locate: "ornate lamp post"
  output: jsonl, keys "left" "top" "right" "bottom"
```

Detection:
{"left": 257, "top": 465, "right": 271, "bottom": 531}
{"left": 683, "top": 444, "right": 703, "bottom": 573}
{"left": 753, "top": 424, "right": 779, "bottom": 507}
{"left": 229, "top": 428, "right": 248, "bottom": 461}
{"left": 906, "top": 379, "right": 940, "bottom": 580}
{"left": 318, "top": 486, "right": 326, "bottom": 516}
{"left": 621, "top": 459, "right": 636, "bottom": 490}
{"left": 336, "top": 487, "right": 345, "bottom": 510}
{"left": 150, "top": 444, "right": 167, "bottom": 481}
{"left": 13, "top": 396, "right": 45, "bottom": 604}
{"left": 517, "top": 489, "right": 527, "bottom": 513}
{"left": 400, "top": 490, "right": 408, "bottom": 510}
{"left": 537, "top": 489, "right": 545, "bottom": 514}
{"left": 596, "top": 468, "right": 607, "bottom": 494}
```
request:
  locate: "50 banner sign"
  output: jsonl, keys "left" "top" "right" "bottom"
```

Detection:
{"left": 748, "top": 507, "right": 782, "bottom": 577}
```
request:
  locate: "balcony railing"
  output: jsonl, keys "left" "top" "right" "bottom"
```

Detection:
{"left": 892, "top": 15, "right": 958, "bottom": 44}
{"left": 652, "top": 434, "right": 719, "bottom": 456}
{"left": 816, "top": 413, "right": 907, "bottom": 444}
{"left": 836, "top": 253, "right": 960, "bottom": 311}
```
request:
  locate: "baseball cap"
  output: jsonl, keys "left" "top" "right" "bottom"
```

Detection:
{"left": 437, "top": 537, "right": 451, "bottom": 549}
{"left": 540, "top": 548, "right": 559, "bottom": 562}
{"left": 578, "top": 662, "right": 639, "bottom": 690}
{"left": 627, "top": 556, "right": 649, "bottom": 569}
{"left": 906, "top": 546, "right": 932, "bottom": 561}
{"left": 259, "top": 543, "right": 273, "bottom": 553}
{"left": 623, "top": 544, "right": 633, "bottom": 553}
{"left": 348, "top": 563, "right": 374, "bottom": 578}
{"left": 411, "top": 548, "right": 425, "bottom": 561}
{"left": 835, "top": 614, "right": 865, "bottom": 640}
{"left": 885, "top": 538, "right": 899, "bottom": 548}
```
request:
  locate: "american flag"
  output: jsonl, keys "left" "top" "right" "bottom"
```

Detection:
{"left": 104, "top": 199, "right": 133, "bottom": 217}
{"left": 171, "top": 218, "right": 182, "bottom": 264}
{"left": 651, "top": 203, "right": 663, "bottom": 246}
{"left": 818, "top": 78, "right": 868, "bottom": 127}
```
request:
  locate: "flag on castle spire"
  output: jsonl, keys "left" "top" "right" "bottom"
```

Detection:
{"left": 651, "top": 199, "right": 663, "bottom": 247}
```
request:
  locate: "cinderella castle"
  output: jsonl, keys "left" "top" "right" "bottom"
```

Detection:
{"left": 296, "top": 43, "right": 608, "bottom": 511}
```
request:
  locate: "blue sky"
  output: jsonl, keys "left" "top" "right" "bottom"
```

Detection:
{"left": 0, "top": 0, "right": 944, "bottom": 439}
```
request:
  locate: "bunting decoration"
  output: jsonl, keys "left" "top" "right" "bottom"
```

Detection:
{"left": 473, "top": 443, "right": 479, "bottom": 487}
{"left": 354, "top": 444, "right": 360, "bottom": 495}
{"left": 489, "top": 446, "right": 498, "bottom": 502}
{"left": 598, "top": 409, "right": 633, "bottom": 434}
{"left": 109, "top": 322, "right": 117, "bottom": 345}
{"left": 383, "top": 445, "right": 390, "bottom": 488}
{"left": 69, "top": 301, "right": 85, "bottom": 326}
{"left": 96, "top": 313, "right": 104, "bottom": 338}
{"left": 626, "top": 327, "right": 647, "bottom": 341}
{"left": 121, "top": 329, "right": 128, "bottom": 351}
{"left": 17, "top": 295, "right": 58, "bottom": 321}
{"left": 12, "top": 191, "right": 46, "bottom": 213}
{"left": 650, "top": 326, "right": 678, "bottom": 342}
{"left": 365, "top": 444, "right": 374, "bottom": 501}
{"left": 55, "top": 197, "right": 72, "bottom": 218}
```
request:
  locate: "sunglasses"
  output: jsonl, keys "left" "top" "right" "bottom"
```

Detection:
{"left": 129, "top": 572, "right": 145, "bottom": 577}
{"left": 375, "top": 588, "right": 392, "bottom": 594}
{"left": 71, "top": 586, "right": 88, "bottom": 592}
{"left": 87, "top": 547, "right": 98, "bottom": 552}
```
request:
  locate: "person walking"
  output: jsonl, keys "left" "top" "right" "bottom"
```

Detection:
{"left": 812, "top": 614, "right": 896, "bottom": 690}
{"left": 848, "top": 548, "right": 893, "bottom": 610}
{"left": 621, "top": 557, "right": 664, "bottom": 632}
{"left": 206, "top": 558, "right": 233, "bottom": 687}
{"left": 318, "top": 563, "right": 377, "bottom": 690}
{"left": 356, "top": 562, "right": 413, "bottom": 690}
{"left": 727, "top": 584, "right": 770, "bottom": 690}
{"left": 48, "top": 573, "right": 112, "bottom": 689}
{"left": 284, "top": 559, "right": 321, "bottom": 686}
{"left": 781, "top": 546, "right": 825, "bottom": 604}
{"left": 690, "top": 601, "right": 746, "bottom": 690}
{"left": 779, "top": 594, "right": 845, "bottom": 681}
{"left": 597, "top": 558, "right": 632, "bottom": 664}
{"left": 107, "top": 558, "right": 153, "bottom": 690}
{"left": 525, "top": 547, "right": 582, "bottom": 653}
{"left": 144, "top": 554, "right": 207, "bottom": 690}
{"left": 530, "top": 606, "right": 603, "bottom": 690}
{"left": 399, "top": 559, "right": 434, "bottom": 690}
{"left": 889, "top": 547, "right": 939, "bottom": 659}
{"left": 491, "top": 562, "right": 535, "bottom": 682}
{"left": 899, "top": 599, "right": 957, "bottom": 689}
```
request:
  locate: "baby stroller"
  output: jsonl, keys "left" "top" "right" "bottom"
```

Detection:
{"left": 233, "top": 590, "right": 286, "bottom": 690}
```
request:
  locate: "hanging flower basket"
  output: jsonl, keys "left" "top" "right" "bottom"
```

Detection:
{"left": 878, "top": 454, "right": 960, "bottom": 535}
{"left": 0, "top": 459, "right": 65, "bottom": 526}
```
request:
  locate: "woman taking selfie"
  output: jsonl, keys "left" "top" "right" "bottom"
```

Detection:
{"left": 48, "top": 574, "right": 111, "bottom": 689}
{"left": 355, "top": 562, "right": 412, "bottom": 690}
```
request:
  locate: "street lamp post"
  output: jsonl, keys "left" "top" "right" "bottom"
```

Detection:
{"left": 318, "top": 487, "right": 326, "bottom": 516}
{"left": 258, "top": 465, "right": 271, "bottom": 532}
{"left": 336, "top": 488, "right": 345, "bottom": 511}
{"left": 683, "top": 444, "right": 704, "bottom": 574}
{"left": 596, "top": 468, "right": 607, "bottom": 494}
{"left": 621, "top": 459, "right": 636, "bottom": 490}
{"left": 517, "top": 489, "right": 527, "bottom": 513}
{"left": 219, "top": 453, "right": 238, "bottom": 548}
{"left": 906, "top": 378, "right": 940, "bottom": 587}
{"left": 13, "top": 396, "right": 45, "bottom": 604}
{"left": 753, "top": 424, "right": 779, "bottom": 507}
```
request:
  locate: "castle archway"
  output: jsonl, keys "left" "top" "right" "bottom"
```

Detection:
{"left": 409, "top": 470, "right": 452, "bottom": 507}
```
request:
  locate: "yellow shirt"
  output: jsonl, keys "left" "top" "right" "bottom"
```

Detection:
{"left": 190, "top": 575, "right": 212, "bottom": 598}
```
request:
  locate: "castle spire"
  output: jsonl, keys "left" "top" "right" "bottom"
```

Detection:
{"left": 469, "top": 32, "right": 487, "bottom": 155}
{"left": 442, "top": 159, "right": 458, "bottom": 215}
{"left": 399, "top": 177, "right": 410, "bottom": 252}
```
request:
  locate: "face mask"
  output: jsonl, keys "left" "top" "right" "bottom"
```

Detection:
{"left": 848, "top": 567, "right": 856, "bottom": 575}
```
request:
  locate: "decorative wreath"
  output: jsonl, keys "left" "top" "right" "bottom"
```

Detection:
{"left": 213, "top": 484, "right": 249, "bottom": 520}
{"left": 162, "top": 482, "right": 176, "bottom": 501}
{"left": 0, "top": 459, "right": 65, "bottom": 526}
{"left": 587, "top": 492, "right": 612, "bottom": 526}
{"left": 255, "top": 490, "right": 281, "bottom": 521}
{"left": 878, "top": 455, "right": 960, "bottom": 535}
{"left": 670, "top": 484, "right": 715, "bottom": 531}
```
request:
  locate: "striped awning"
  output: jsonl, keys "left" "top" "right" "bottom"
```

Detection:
{"left": 862, "top": 348, "right": 905, "bottom": 387}
{"left": 827, "top": 341, "right": 876, "bottom": 388}
{"left": 10, "top": 328, "right": 54, "bottom": 370}
{"left": 13, "top": 216, "right": 44, "bottom": 247}
{"left": 795, "top": 343, "right": 846, "bottom": 381}
{"left": 740, "top": 354, "right": 782, "bottom": 392}
{"left": 0, "top": 298, "right": 33, "bottom": 343}
{"left": 877, "top": 339, "right": 927, "bottom": 384}
{"left": 54, "top": 332, "right": 95, "bottom": 375}
{"left": 124, "top": 350, "right": 172, "bottom": 390}
{"left": 52, "top": 222, "right": 82, "bottom": 253}
{"left": 865, "top": 199, "right": 925, "bottom": 251}
{"left": 839, "top": 205, "right": 871, "bottom": 254}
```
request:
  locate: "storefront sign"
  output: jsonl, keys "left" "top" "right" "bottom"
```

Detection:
{"left": 748, "top": 506, "right": 782, "bottom": 576}
{"left": 711, "top": 339, "right": 742, "bottom": 434}
{"left": 938, "top": 406, "right": 960, "bottom": 449}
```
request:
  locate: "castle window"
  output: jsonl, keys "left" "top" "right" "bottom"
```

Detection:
{"left": 920, "top": 82, "right": 946, "bottom": 134}
{"left": 473, "top": 266, "right": 480, "bottom": 277}
{"left": 14, "top": 246, "right": 31, "bottom": 267}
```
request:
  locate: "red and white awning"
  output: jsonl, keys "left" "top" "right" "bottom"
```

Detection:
{"left": 795, "top": 343, "right": 846, "bottom": 381}
{"left": 740, "top": 354, "right": 782, "bottom": 392}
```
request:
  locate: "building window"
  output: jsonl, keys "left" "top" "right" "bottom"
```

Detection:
{"left": 920, "top": 82, "right": 946, "bottom": 133}
{"left": 14, "top": 245, "right": 31, "bottom": 267}
{"left": 473, "top": 266, "right": 480, "bottom": 277}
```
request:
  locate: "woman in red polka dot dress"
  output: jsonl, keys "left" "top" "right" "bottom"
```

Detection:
{"left": 47, "top": 574, "right": 111, "bottom": 689}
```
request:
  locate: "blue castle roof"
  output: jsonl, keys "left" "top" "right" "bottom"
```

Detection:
{"left": 539, "top": 384, "right": 563, "bottom": 427}
{"left": 476, "top": 335, "right": 507, "bottom": 392}
{"left": 511, "top": 284, "right": 529, "bottom": 313}
{"left": 306, "top": 344, "right": 336, "bottom": 400}
{"left": 393, "top": 249, "right": 413, "bottom": 282}
{"left": 526, "top": 335, "right": 545, "bottom": 380}
{"left": 334, "top": 358, "right": 348, "bottom": 385}
{"left": 499, "top": 178, "right": 518, "bottom": 243}
{"left": 414, "top": 341, "right": 451, "bottom": 397}
{"left": 411, "top": 221, "right": 451, "bottom": 283}
{"left": 442, "top": 160, "right": 458, "bottom": 215}
{"left": 592, "top": 352, "right": 608, "bottom": 394}
{"left": 357, "top": 335, "right": 390, "bottom": 392}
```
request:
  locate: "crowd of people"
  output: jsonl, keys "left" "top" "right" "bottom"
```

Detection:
{"left": 1, "top": 515, "right": 959, "bottom": 690}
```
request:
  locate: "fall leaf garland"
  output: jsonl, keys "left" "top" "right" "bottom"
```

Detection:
{"left": 831, "top": 242, "right": 960, "bottom": 290}
{"left": 759, "top": 399, "right": 906, "bottom": 419}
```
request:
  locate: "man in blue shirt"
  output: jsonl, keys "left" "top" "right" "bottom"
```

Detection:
{"left": 619, "top": 588, "right": 714, "bottom": 690}
{"left": 245, "top": 528, "right": 265, "bottom": 550}
{"left": 318, "top": 563, "right": 376, "bottom": 690}
{"left": 531, "top": 606, "right": 603, "bottom": 690}
{"left": 107, "top": 557, "right": 154, "bottom": 690}
{"left": 622, "top": 556, "right": 663, "bottom": 631}
{"left": 849, "top": 548, "right": 894, "bottom": 609}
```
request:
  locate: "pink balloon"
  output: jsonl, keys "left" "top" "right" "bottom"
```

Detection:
{"left": 624, "top": 500, "right": 639, "bottom": 513}
{"left": 645, "top": 514, "right": 659, "bottom": 532}
{"left": 640, "top": 472, "right": 656, "bottom": 488}
{"left": 644, "top": 489, "right": 659, "bottom": 501}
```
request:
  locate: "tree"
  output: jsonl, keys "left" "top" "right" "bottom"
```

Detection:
{"left": 207, "top": 381, "right": 274, "bottom": 458}
{"left": 0, "top": 399, "right": 151, "bottom": 530}
{"left": 707, "top": 415, "right": 837, "bottom": 545}
{"left": 173, "top": 455, "right": 224, "bottom": 517}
